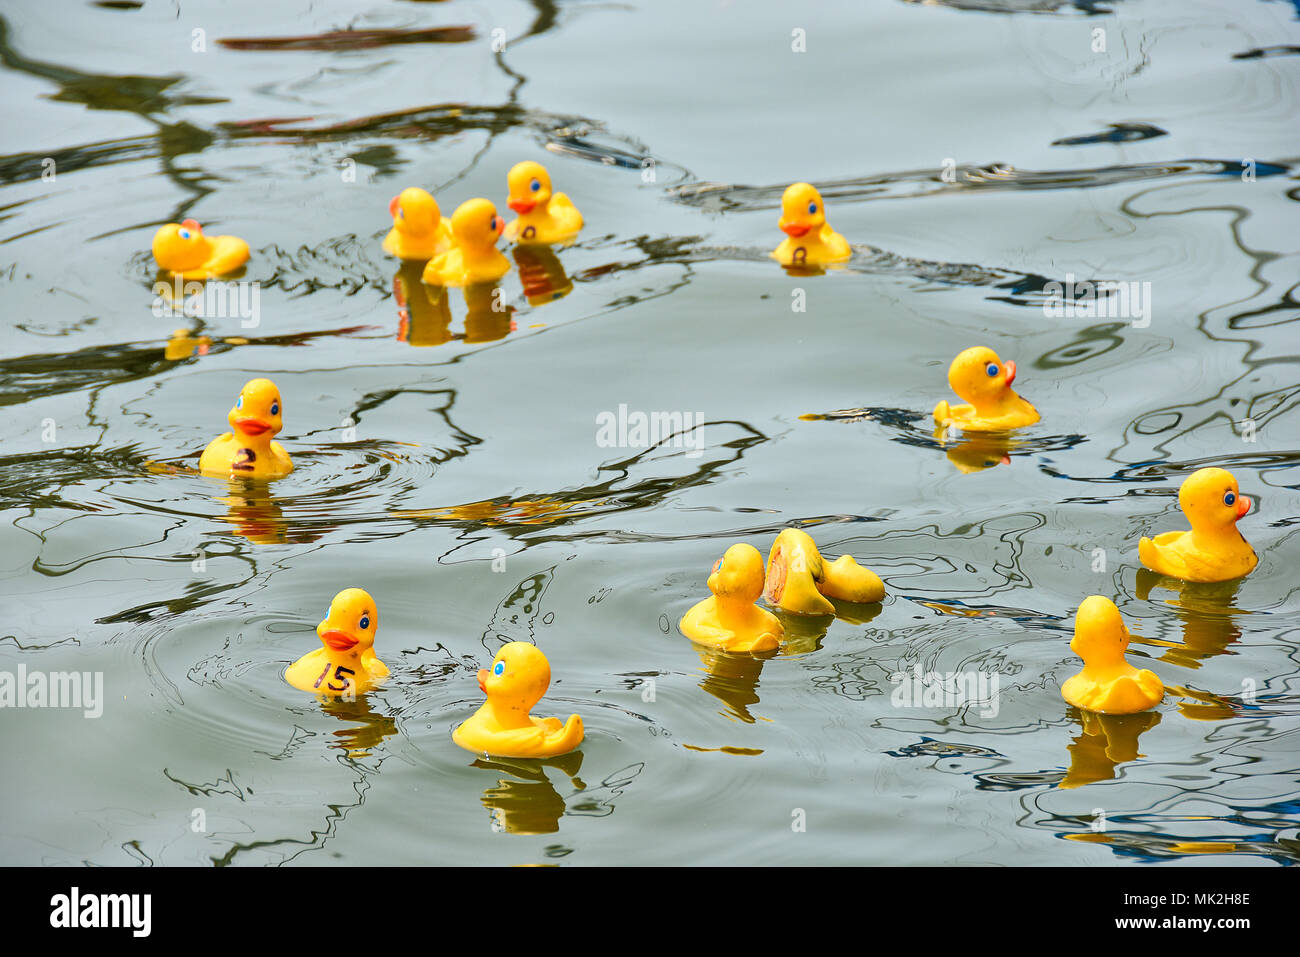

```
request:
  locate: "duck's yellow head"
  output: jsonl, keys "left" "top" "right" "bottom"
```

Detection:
{"left": 948, "top": 346, "right": 1018, "bottom": 405}
{"left": 389, "top": 187, "right": 440, "bottom": 235}
{"left": 1070, "top": 595, "right": 1130, "bottom": 664}
{"left": 316, "top": 587, "right": 378, "bottom": 655}
{"left": 507, "top": 161, "right": 552, "bottom": 215}
{"left": 152, "top": 219, "right": 212, "bottom": 272}
{"left": 477, "top": 641, "right": 550, "bottom": 709}
{"left": 707, "top": 543, "right": 766, "bottom": 603}
{"left": 226, "top": 378, "right": 284, "bottom": 440}
{"left": 778, "top": 183, "right": 827, "bottom": 238}
{"left": 1179, "top": 467, "right": 1251, "bottom": 530}
{"left": 451, "top": 198, "right": 505, "bottom": 250}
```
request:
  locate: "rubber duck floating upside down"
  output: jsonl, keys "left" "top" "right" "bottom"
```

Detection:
{"left": 383, "top": 187, "right": 453, "bottom": 262}
{"left": 285, "top": 588, "right": 390, "bottom": 695}
{"left": 198, "top": 378, "right": 294, "bottom": 479}
{"left": 933, "top": 346, "right": 1040, "bottom": 432}
{"left": 1139, "top": 467, "right": 1257, "bottom": 583}
{"left": 152, "top": 219, "right": 249, "bottom": 279}
{"left": 1061, "top": 596, "right": 1164, "bottom": 714}
{"left": 504, "top": 161, "right": 583, "bottom": 245}
{"left": 763, "top": 528, "right": 885, "bottom": 614}
{"left": 680, "top": 544, "right": 784, "bottom": 653}
{"left": 453, "top": 642, "right": 584, "bottom": 758}
{"left": 770, "top": 182, "right": 850, "bottom": 267}
{"left": 421, "top": 198, "right": 511, "bottom": 287}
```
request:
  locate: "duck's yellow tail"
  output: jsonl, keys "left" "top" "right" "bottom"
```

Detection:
{"left": 819, "top": 555, "right": 885, "bottom": 603}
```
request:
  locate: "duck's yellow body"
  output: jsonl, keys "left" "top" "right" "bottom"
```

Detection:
{"left": 285, "top": 588, "right": 390, "bottom": 695}
{"left": 763, "top": 528, "right": 885, "bottom": 615}
{"left": 933, "top": 346, "right": 1040, "bottom": 432}
{"left": 152, "top": 219, "right": 249, "bottom": 279}
{"left": 422, "top": 198, "right": 511, "bottom": 287}
{"left": 1061, "top": 596, "right": 1164, "bottom": 714}
{"left": 198, "top": 378, "right": 294, "bottom": 479}
{"left": 680, "top": 543, "right": 784, "bottom": 653}
{"left": 453, "top": 642, "right": 584, "bottom": 758}
{"left": 382, "top": 187, "right": 453, "bottom": 261}
{"left": 1139, "top": 467, "right": 1258, "bottom": 583}
{"left": 770, "top": 183, "right": 851, "bottom": 267}
{"left": 503, "top": 161, "right": 583, "bottom": 245}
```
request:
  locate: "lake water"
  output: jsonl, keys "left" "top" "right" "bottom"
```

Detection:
{"left": 1, "top": 0, "right": 1298, "bottom": 866}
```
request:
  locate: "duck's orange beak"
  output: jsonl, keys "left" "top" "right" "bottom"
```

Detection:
{"left": 1236, "top": 496, "right": 1251, "bottom": 518}
{"left": 781, "top": 221, "right": 812, "bottom": 238}
{"left": 477, "top": 669, "right": 488, "bottom": 693}
{"left": 321, "top": 630, "right": 357, "bottom": 652}
{"left": 1003, "top": 360, "right": 1017, "bottom": 386}
{"left": 508, "top": 198, "right": 536, "bottom": 214}
{"left": 235, "top": 418, "right": 270, "bottom": 436}
{"left": 389, "top": 196, "right": 400, "bottom": 218}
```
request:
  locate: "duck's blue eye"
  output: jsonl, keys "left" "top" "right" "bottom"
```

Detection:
{"left": 1223, "top": 491, "right": 1235, "bottom": 506}
{"left": 270, "top": 402, "right": 279, "bottom": 416}
{"left": 489, "top": 216, "right": 497, "bottom": 230}
{"left": 530, "top": 178, "right": 540, "bottom": 192}
{"left": 397, "top": 209, "right": 404, "bottom": 220}
{"left": 986, "top": 363, "right": 999, "bottom": 377}
{"left": 178, "top": 229, "right": 191, "bottom": 240}
{"left": 493, "top": 660, "right": 505, "bottom": 676}
{"left": 807, "top": 201, "right": 817, "bottom": 215}
{"left": 236, "top": 395, "right": 243, "bottom": 409}
{"left": 359, "top": 615, "right": 370, "bottom": 630}
{"left": 712, "top": 558, "right": 723, "bottom": 574}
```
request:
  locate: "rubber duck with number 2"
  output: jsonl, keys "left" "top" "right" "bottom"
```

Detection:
{"left": 198, "top": 378, "right": 294, "bottom": 479}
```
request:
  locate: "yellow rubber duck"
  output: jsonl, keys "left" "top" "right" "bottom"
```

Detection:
{"left": 452, "top": 642, "right": 584, "bottom": 758}
{"left": 680, "top": 544, "right": 784, "bottom": 653}
{"left": 933, "top": 346, "right": 1040, "bottom": 432}
{"left": 1061, "top": 596, "right": 1164, "bottom": 714}
{"left": 770, "top": 183, "right": 851, "bottom": 268}
{"left": 152, "top": 219, "right": 249, "bottom": 279}
{"left": 763, "top": 528, "right": 885, "bottom": 615}
{"left": 198, "top": 378, "right": 294, "bottom": 479}
{"left": 503, "top": 161, "right": 583, "bottom": 245}
{"left": 1139, "top": 467, "right": 1258, "bottom": 583}
{"left": 421, "top": 198, "right": 511, "bottom": 287}
{"left": 285, "top": 588, "right": 390, "bottom": 695}
{"left": 382, "top": 187, "right": 453, "bottom": 262}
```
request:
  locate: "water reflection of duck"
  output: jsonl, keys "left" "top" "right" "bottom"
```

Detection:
{"left": 463, "top": 282, "right": 516, "bottom": 343}
{"left": 214, "top": 478, "right": 288, "bottom": 544}
{"left": 680, "top": 544, "right": 784, "bottom": 653}
{"left": 933, "top": 346, "right": 1039, "bottom": 433}
{"left": 165, "top": 328, "right": 212, "bottom": 360}
{"left": 471, "top": 752, "right": 585, "bottom": 835}
{"left": 1135, "top": 569, "right": 1245, "bottom": 669}
{"left": 512, "top": 244, "right": 573, "bottom": 306}
{"left": 318, "top": 694, "right": 399, "bottom": 757}
{"left": 1058, "top": 707, "right": 1162, "bottom": 789}
{"left": 935, "top": 431, "right": 1017, "bottom": 474}
{"left": 1139, "top": 467, "right": 1257, "bottom": 583}
{"left": 394, "top": 262, "right": 452, "bottom": 346}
